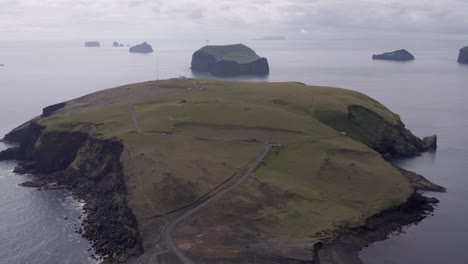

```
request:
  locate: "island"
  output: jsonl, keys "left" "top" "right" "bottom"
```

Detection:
{"left": 129, "top": 42, "right": 153, "bottom": 53}
{"left": 0, "top": 79, "right": 443, "bottom": 264}
{"left": 373, "top": 49, "right": 415, "bottom": 61}
{"left": 458, "top": 46, "right": 468, "bottom": 64}
{"left": 0, "top": 64, "right": 4, "bottom": 67}
{"left": 254, "top": 36, "right": 286, "bottom": 41}
{"left": 191, "top": 44, "right": 269, "bottom": 76}
{"left": 84, "top": 41, "right": 100, "bottom": 47}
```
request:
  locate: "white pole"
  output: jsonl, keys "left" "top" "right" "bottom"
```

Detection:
{"left": 156, "top": 51, "right": 159, "bottom": 81}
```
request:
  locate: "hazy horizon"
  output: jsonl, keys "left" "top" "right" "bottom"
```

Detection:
{"left": 2, "top": 0, "right": 468, "bottom": 41}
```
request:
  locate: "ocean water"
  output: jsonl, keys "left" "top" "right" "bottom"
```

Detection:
{"left": 0, "top": 37, "right": 467, "bottom": 263}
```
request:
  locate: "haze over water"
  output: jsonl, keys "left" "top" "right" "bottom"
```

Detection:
{"left": 0, "top": 37, "right": 467, "bottom": 263}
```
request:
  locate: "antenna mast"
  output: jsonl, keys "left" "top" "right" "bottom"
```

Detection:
{"left": 156, "top": 51, "right": 159, "bottom": 81}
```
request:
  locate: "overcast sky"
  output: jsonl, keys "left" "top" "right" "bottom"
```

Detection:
{"left": 1, "top": 0, "right": 467, "bottom": 40}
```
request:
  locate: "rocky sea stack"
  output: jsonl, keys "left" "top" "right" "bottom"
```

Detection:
{"left": 84, "top": 41, "right": 100, "bottom": 47}
{"left": 191, "top": 44, "right": 269, "bottom": 76}
{"left": 373, "top": 49, "right": 415, "bottom": 61}
{"left": 129, "top": 42, "right": 153, "bottom": 53}
{"left": 457, "top": 46, "right": 468, "bottom": 64}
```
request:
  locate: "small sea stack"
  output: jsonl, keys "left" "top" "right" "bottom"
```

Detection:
{"left": 84, "top": 41, "right": 100, "bottom": 47}
{"left": 129, "top": 42, "right": 153, "bottom": 53}
{"left": 457, "top": 46, "right": 468, "bottom": 64}
{"left": 372, "top": 49, "right": 415, "bottom": 61}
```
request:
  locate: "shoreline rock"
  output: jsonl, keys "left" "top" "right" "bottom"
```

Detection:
{"left": 458, "top": 46, "right": 468, "bottom": 64}
{"left": 1, "top": 122, "right": 143, "bottom": 262}
{"left": 398, "top": 167, "right": 446, "bottom": 192}
{"left": 372, "top": 49, "right": 415, "bottom": 61}
{"left": 423, "top": 135, "right": 437, "bottom": 150}
{"left": 316, "top": 192, "right": 439, "bottom": 263}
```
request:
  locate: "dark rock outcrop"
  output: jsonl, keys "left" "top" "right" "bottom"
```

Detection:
{"left": 113, "top": 41, "right": 120, "bottom": 47}
{"left": 318, "top": 105, "right": 433, "bottom": 158}
{"left": 398, "top": 167, "right": 446, "bottom": 192}
{"left": 0, "top": 122, "right": 142, "bottom": 262}
{"left": 191, "top": 44, "right": 269, "bottom": 76}
{"left": 42, "top": 102, "right": 66, "bottom": 117}
{"left": 423, "top": 135, "right": 437, "bottom": 150}
{"left": 457, "top": 46, "right": 468, "bottom": 64}
{"left": 318, "top": 192, "right": 439, "bottom": 264}
{"left": 0, "top": 147, "right": 22, "bottom": 161}
{"left": 129, "top": 42, "right": 153, "bottom": 53}
{"left": 373, "top": 49, "right": 415, "bottom": 61}
{"left": 85, "top": 41, "right": 100, "bottom": 47}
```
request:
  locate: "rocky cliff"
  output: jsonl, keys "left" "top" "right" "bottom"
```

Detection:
{"left": 458, "top": 46, "right": 468, "bottom": 64}
{"left": 373, "top": 49, "right": 415, "bottom": 61}
{"left": 191, "top": 44, "right": 269, "bottom": 76}
{"left": 315, "top": 105, "right": 436, "bottom": 158}
{"left": 0, "top": 121, "right": 142, "bottom": 263}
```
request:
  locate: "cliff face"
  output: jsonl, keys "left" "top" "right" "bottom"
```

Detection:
{"left": 191, "top": 44, "right": 270, "bottom": 76}
{"left": 317, "top": 105, "right": 434, "bottom": 158}
{"left": 458, "top": 46, "right": 468, "bottom": 64}
{"left": 1, "top": 122, "right": 142, "bottom": 262}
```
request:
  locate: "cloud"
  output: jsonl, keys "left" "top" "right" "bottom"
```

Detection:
{"left": 1, "top": 0, "right": 467, "bottom": 39}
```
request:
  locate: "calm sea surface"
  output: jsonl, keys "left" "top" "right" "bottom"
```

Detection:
{"left": 0, "top": 38, "right": 467, "bottom": 263}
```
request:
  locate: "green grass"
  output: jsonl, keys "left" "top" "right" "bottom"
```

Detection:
{"left": 197, "top": 44, "right": 261, "bottom": 64}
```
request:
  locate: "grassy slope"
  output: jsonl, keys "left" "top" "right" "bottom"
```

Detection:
{"left": 197, "top": 44, "right": 261, "bottom": 64}
{"left": 38, "top": 79, "right": 412, "bottom": 261}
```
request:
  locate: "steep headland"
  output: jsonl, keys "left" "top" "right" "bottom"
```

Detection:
{"left": 85, "top": 41, "right": 100, "bottom": 47}
{"left": 191, "top": 44, "right": 269, "bottom": 76}
{"left": 373, "top": 49, "right": 415, "bottom": 61}
{"left": 0, "top": 79, "right": 442, "bottom": 264}
{"left": 458, "top": 46, "right": 468, "bottom": 64}
{"left": 129, "top": 42, "right": 153, "bottom": 53}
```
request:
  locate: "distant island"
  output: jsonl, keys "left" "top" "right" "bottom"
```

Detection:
{"left": 458, "top": 46, "right": 468, "bottom": 64}
{"left": 254, "top": 36, "right": 286, "bottom": 41}
{"left": 84, "top": 41, "right": 100, "bottom": 47}
{"left": 191, "top": 44, "right": 270, "bottom": 76}
{"left": 129, "top": 42, "right": 153, "bottom": 53}
{"left": 0, "top": 79, "right": 442, "bottom": 264}
{"left": 373, "top": 49, "right": 415, "bottom": 61}
{"left": 0, "top": 64, "right": 4, "bottom": 67}
{"left": 113, "top": 41, "right": 126, "bottom": 47}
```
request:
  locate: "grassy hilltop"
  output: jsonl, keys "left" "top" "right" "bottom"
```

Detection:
{"left": 6, "top": 79, "right": 425, "bottom": 263}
